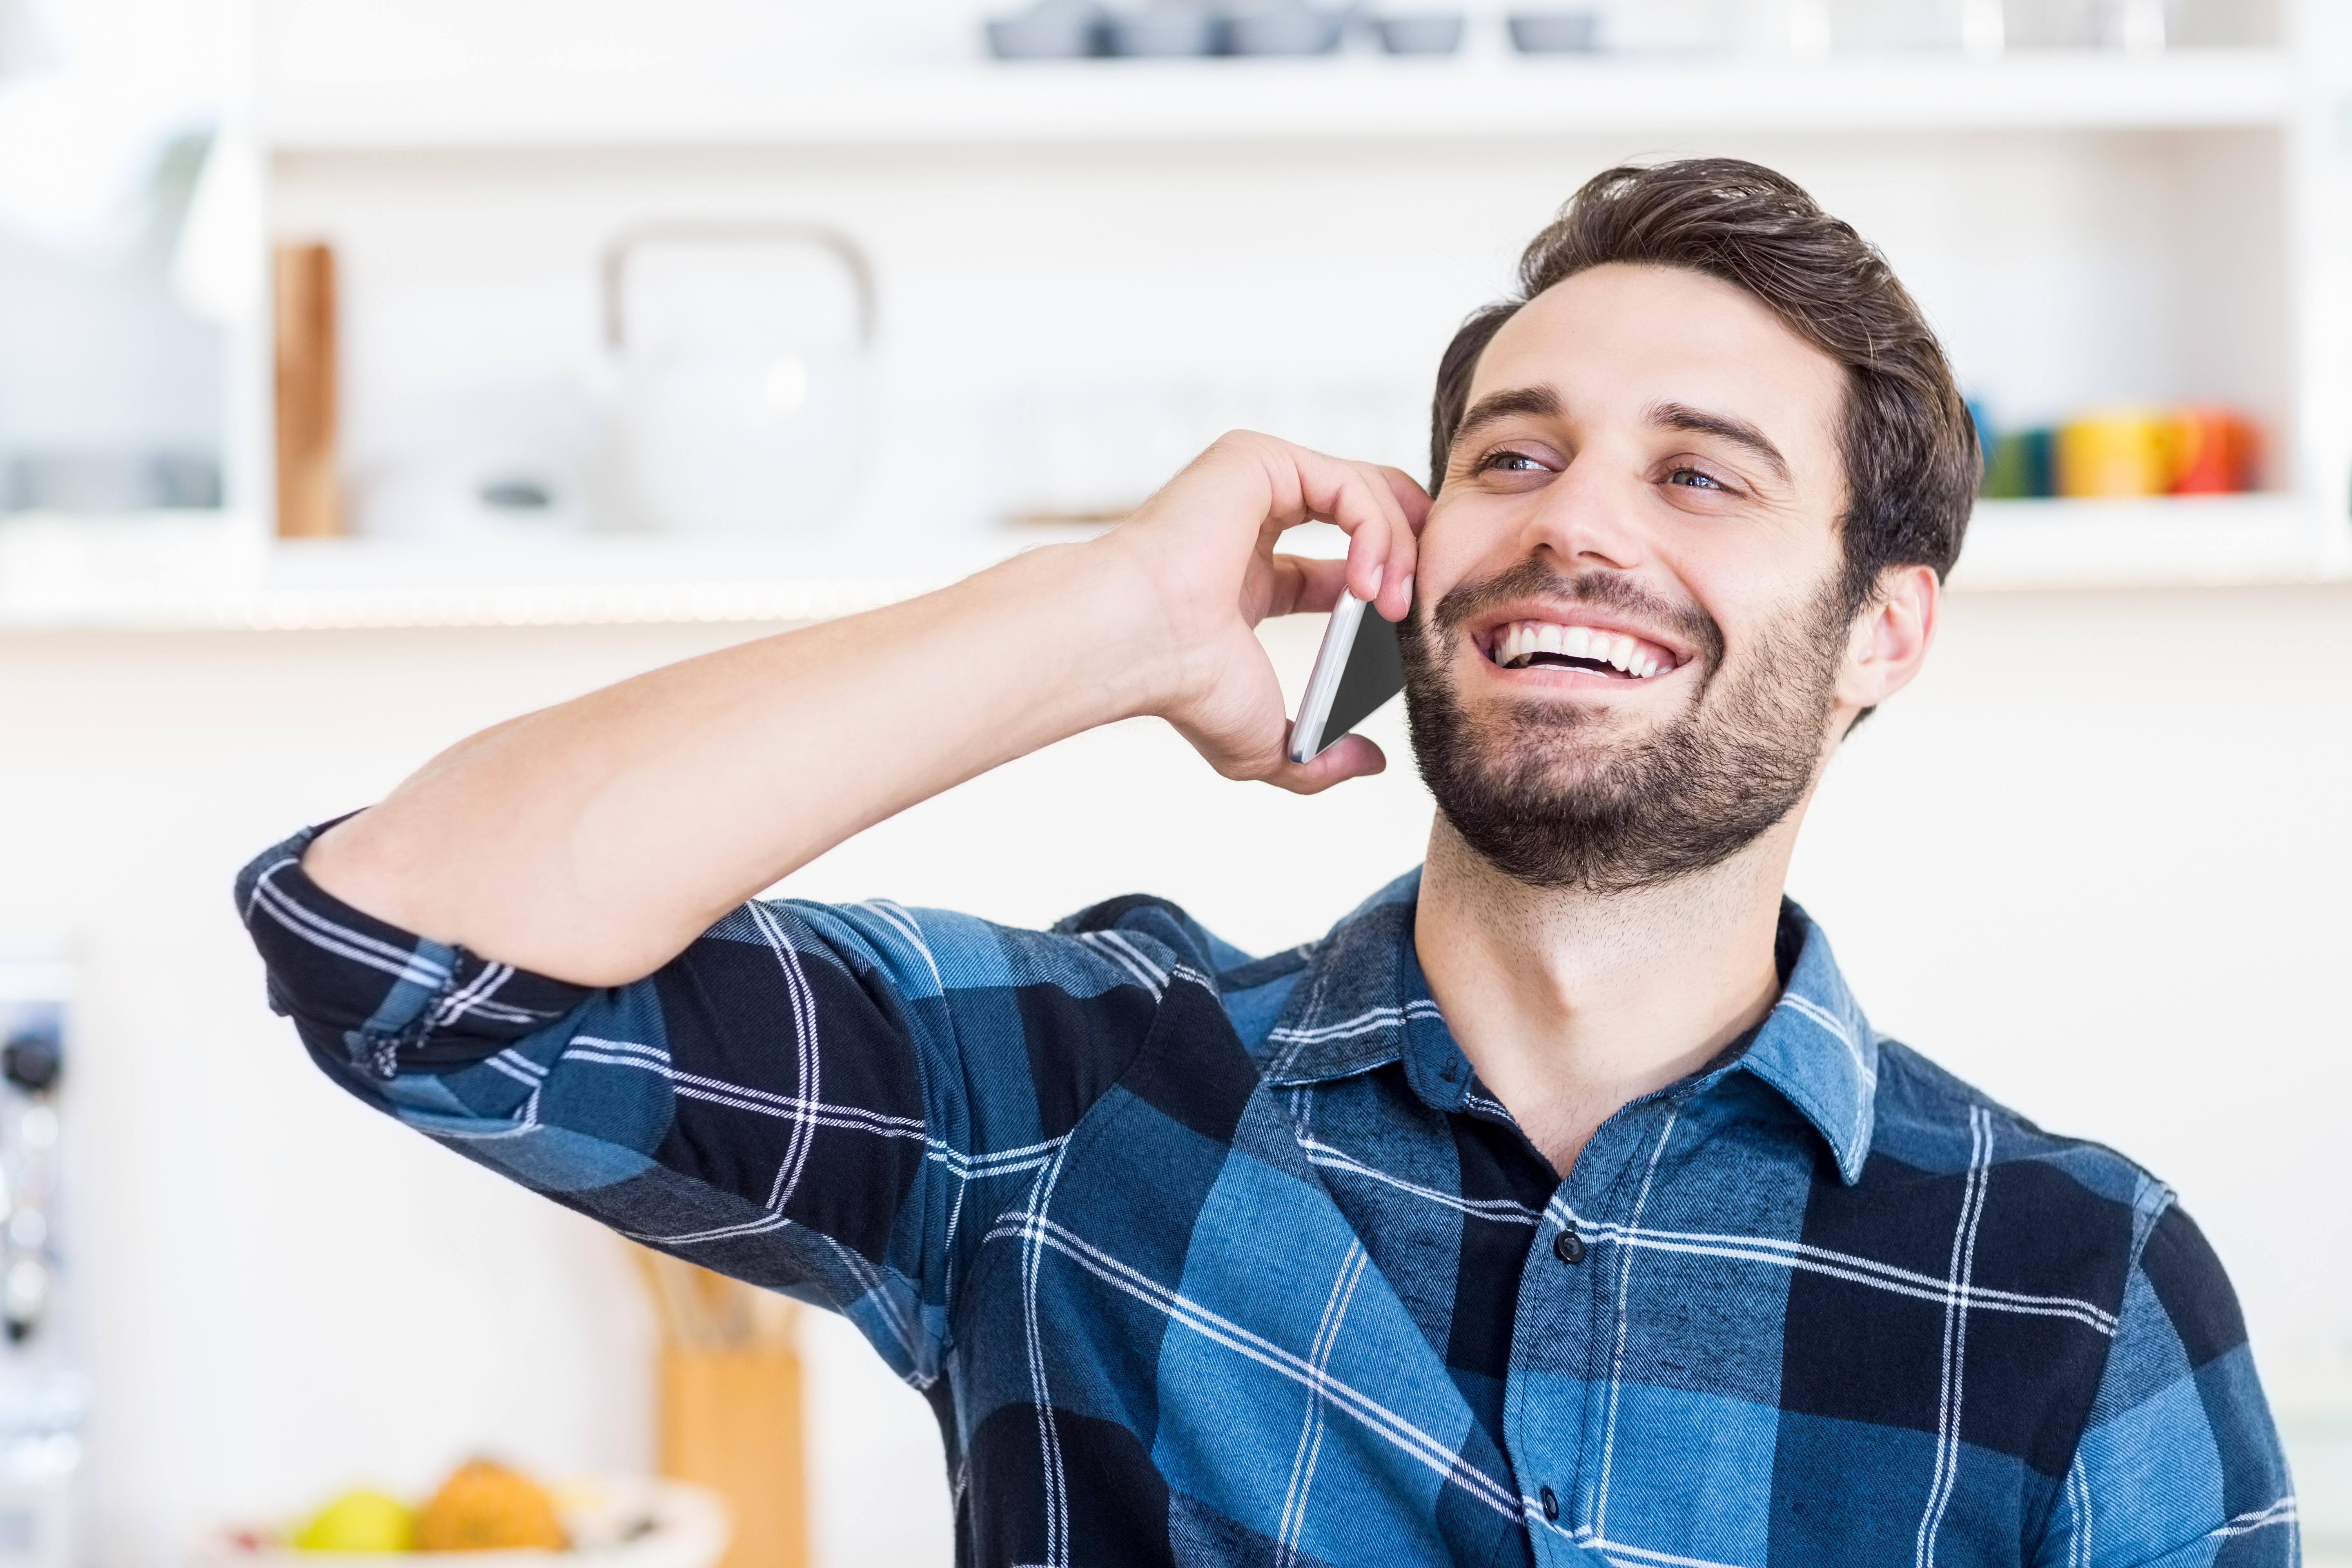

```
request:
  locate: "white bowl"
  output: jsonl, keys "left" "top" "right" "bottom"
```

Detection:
{"left": 198, "top": 1478, "right": 728, "bottom": 1568}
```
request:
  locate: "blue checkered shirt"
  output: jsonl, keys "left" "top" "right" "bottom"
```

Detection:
{"left": 239, "top": 826, "right": 2293, "bottom": 1567}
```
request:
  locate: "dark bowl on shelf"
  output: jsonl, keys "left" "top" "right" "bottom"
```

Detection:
{"left": 1374, "top": 13, "right": 1466, "bottom": 53}
{"left": 987, "top": 8, "right": 1105, "bottom": 58}
{"left": 1226, "top": 6, "right": 1346, "bottom": 55}
{"left": 1105, "top": 6, "right": 1223, "bottom": 55}
{"left": 1508, "top": 10, "right": 1600, "bottom": 51}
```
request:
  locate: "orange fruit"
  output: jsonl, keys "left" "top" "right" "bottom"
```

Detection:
{"left": 414, "top": 1461, "right": 565, "bottom": 1552}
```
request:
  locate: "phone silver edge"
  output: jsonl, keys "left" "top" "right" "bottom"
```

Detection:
{"left": 1287, "top": 592, "right": 1370, "bottom": 766}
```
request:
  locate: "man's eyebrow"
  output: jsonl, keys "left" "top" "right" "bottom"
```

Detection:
{"left": 1450, "top": 386, "right": 1563, "bottom": 449}
{"left": 1647, "top": 401, "right": 1790, "bottom": 483}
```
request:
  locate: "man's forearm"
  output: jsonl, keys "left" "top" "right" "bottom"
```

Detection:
{"left": 301, "top": 433, "right": 1425, "bottom": 988}
{"left": 304, "top": 538, "right": 1167, "bottom": 986}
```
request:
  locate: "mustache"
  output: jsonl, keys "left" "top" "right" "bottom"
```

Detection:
{"left": 1424, "top": 559, "right": 1725, "bottom": 670}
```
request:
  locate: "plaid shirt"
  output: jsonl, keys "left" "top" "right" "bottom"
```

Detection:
{"left": 239, "top": 826, "right": 2294, "bottom": 1568}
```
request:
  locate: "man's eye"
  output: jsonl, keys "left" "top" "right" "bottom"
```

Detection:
{"left": 1481, "top": 450, "right": 1546, "bottom": 473}
{"left": 1665, "top": 467, "right": 1728, "bottom": 490}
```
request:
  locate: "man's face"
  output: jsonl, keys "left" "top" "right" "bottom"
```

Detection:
{"left": 1401, "top": 262, "right": 1858, "bottom": 892}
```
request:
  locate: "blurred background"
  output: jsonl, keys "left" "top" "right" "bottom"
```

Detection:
{"left": 0, "top": 0, "right": 2349, "bottom": 1565}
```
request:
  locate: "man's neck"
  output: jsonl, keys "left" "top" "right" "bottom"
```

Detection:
{"left": 1413, "top": 816, "right": 1797, "bottom": 1177}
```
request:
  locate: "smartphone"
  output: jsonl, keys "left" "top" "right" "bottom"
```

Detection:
{"left": 1288, "top": 593, "right": 1407, "bottom": 765}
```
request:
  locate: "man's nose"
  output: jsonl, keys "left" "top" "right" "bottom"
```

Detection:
{"left": 1515, "top": 456, "right": 1651, "bottom": 574}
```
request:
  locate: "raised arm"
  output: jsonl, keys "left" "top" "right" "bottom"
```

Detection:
{"left": 303, "top": 434, "right": 1425, "bottom": 987}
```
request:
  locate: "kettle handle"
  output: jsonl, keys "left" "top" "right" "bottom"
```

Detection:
{"left": 602, "top": 222, "right": 877, "bottom": 351}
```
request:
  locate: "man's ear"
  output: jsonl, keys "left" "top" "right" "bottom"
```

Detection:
{"left": 1835, "top": 564, "right": 1939, "bottom": 720}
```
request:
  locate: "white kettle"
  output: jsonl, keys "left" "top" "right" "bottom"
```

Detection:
{"left": 604, "top": 223, "right": 875, "bottom": 535}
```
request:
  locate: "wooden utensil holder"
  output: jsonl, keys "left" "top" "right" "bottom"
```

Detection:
{"left": 657, "top": 1346, "right": 808, "bottom": 1568}
{"left": 633, "top": 1246, "right": 809, "bottom": 1568}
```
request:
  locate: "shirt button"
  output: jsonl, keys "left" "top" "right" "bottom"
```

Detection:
{"left": 1553, "top": 1229, "right": 1586, "bottom": 1265}
{"left": 1540, "top": 1485, "right": 1560, "bottom": 1522}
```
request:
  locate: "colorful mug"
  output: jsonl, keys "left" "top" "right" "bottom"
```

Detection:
{"left": 2056, "top": 410, "right": 2173, "bottom": 498}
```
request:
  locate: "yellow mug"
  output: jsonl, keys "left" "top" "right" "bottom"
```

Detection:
{"left": 2056, "top": 410, "right": 2174, "bottom": 498}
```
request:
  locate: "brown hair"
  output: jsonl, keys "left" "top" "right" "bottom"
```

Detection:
{"left": 1430, "top": 158, "right": 1978, "bottom": 616}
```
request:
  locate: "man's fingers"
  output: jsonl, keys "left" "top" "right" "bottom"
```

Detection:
{"left": 1264, "top": 732, "right": 1387, "bottom": 796}
{"left": 1220, "top": 436, "right": 1419, "bottom": 623}
{"left": 1341, "top": 504, "right": 1394, "bottom": 607}
{"left": 1372, "top": 463, "right": 1434, "bottom": 530}
{"left": 1365, "top": 464, "right": 1428, "bottom": 622}
{"left": 1265, "top": 442, "right": 1417, "bottom": 615}
{"left": 1353, "top": 461, "right": 1423, "bottom": 622}
{"left": 1327, "top": 458, "right": 1416, "bottom": 618}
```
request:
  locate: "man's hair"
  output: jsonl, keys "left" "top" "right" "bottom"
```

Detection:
{"left": 1429, "top": 158, "right": 1978, "bottom": 617}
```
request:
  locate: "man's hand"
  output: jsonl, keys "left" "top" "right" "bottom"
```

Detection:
{"left": 305, "top": 432, "right": 1426, "bottom": 986}
{"left": 1105, "top": 431, "right": 1426, "bottom": 794}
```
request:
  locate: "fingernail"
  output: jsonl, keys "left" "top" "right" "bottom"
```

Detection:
{"left": 1364, "top": 564, "right": 1384, "bottom": 601}
{"left": 1397, "top": 574, "right": 1414, "bottom": 608}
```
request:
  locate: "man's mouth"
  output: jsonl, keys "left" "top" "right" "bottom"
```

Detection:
{"left": 1484, "top": 619, "right": 1682, "bottom": 681}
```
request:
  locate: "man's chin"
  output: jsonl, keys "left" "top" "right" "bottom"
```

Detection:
{"left": 1450, "top": 756, "right": 1646, "bottom": 829}
{"left": 1411, "top": 669, "right": 1824, "bottom": 895}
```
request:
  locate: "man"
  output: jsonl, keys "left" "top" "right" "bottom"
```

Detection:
{"left": 238, "top": 160, "right": 2292, "bottom": 1566}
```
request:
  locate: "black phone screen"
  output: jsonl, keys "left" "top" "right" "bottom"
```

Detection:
{"left": 1325, "top": 610, "right": 1406, "bottom": 743}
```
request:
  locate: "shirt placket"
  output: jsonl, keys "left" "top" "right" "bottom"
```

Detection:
{"left": 1505, "top": 1094, "right": 1684, "bottom": 1568}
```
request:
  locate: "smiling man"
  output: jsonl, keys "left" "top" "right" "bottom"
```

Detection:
{"left": 238, "top": 161, "right": 2292, "bottom": 1566}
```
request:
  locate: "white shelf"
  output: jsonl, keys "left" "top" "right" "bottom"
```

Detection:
{"left": 261, "top": 49, "right": 2295, "bottom": 152}
{"left": 0, "top": 514, "right": 1096, "bottom": 632}
{"left": 1948, "top": 494, "right": 2348, "bottom": 590}
{"left": 0, "top": 500, "right": 2341, "bottom": 633}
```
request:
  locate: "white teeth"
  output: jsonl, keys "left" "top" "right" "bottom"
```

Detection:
{"left": 1492, "top": 619, "right": 1673, "bottom": 677}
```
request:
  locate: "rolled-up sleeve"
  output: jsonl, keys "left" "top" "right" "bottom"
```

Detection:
{"left": 235, "top": 824, "right": 1174, "bottom": 1386}
{"left": 2038, "top": 1202, "right": 2297, "bottom": 1566}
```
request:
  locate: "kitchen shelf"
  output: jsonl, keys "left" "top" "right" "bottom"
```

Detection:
{"left": 2, "top": 498, "right": 2341, "bottom": 634}
{"left": 1949, "top": 494, "right": 2350, "bottom": 590}
{"left": 260, "top": 49, "right": 2295, "bottom": 151}
{"left": 0, "top": 514, "right": 976, "bottom": 632}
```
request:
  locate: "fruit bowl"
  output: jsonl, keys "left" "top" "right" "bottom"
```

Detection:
{"left": 200, "top": 1478, "right": 727, "bottom": 1568}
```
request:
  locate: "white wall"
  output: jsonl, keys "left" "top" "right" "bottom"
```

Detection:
{"left": 1, "top": 577, "right": 2347, "bottom": 1566}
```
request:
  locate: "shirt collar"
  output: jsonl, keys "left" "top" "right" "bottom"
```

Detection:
{"left": 1258, "top": 869, "right": 1881, "bottom": 1185}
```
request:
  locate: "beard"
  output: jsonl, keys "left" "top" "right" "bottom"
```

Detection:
{"left": 1397, "top": 557, "right": 1850, "bottom": 894}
